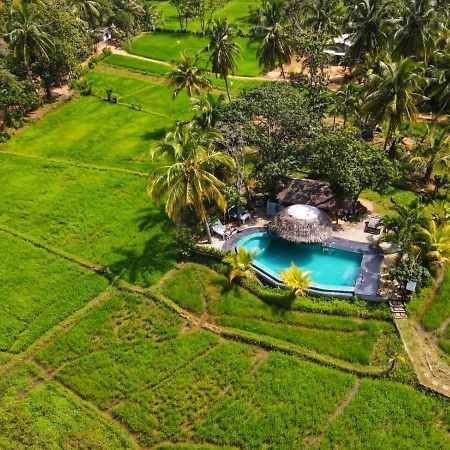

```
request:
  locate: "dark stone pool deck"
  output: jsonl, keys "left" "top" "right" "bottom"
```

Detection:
{"left": 221, "top": 227, "right": 385, "bottom": 302}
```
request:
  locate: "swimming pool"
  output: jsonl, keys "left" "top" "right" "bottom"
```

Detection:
{"left": 239, "top": 232, "right": 363, "bottom": 293}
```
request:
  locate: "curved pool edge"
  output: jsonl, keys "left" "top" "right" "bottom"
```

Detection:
{"left": 222, "top": 229, "right": 386, "bottom": 302}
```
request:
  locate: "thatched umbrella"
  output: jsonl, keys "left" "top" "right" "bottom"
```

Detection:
{"left": 271, "top": 204, "right": 332, "bottom": 243}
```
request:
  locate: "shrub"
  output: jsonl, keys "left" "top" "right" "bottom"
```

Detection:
{"left": 70, "top": 79, "right": 92, "bottom": 96}
{"left": 176, "top": 226, "right": 197, "bottom": 258}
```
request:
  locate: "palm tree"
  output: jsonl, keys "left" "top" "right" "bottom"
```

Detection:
{"left": 4, "top": 0, "right": 53, "bottom": 76}
{"left": 414, "top": 219, "right": 450, "bottom": 268}
{"left": 428, "top": 50, "right": 450, "bottom": 120}
{"left": 363, "top": 58, "right": 427, "bottom": 152}
{"left": 347, "top": 0, "right": 395, "bottom": 61}
{"left": 251, "top": 0, "right": 292, "bottom": 79}
{"left": 393, "top": 0, "right": 440, "bottom": 62}
{"left": 410, "top": 125, "right": 450, "bottom": 184}
{"left": 68, "top": 0, "right": 100, "bottom": 25}
{"left": 222, "top": 246, "right": 256, "bottom": 281}
{"left": 191, "top": 92, "right": 225, "bottom": 129}
{"left": 148, "top": 123, "right": 235, "bottom": 243}
{"left": 331, "top": 82, "right": 361, "bottom": 129}
{"left": 166, "top": 52, "right": 212, "bottom": 99}
{"left": 280, "top": 263, "right": 311, "bottom": 296}
{"left": 302, "top": 0, "right": 342, "bottom": 36}
{"left": 431, "top": 199, "right": 450, "bottom": 227}
{"left": 204, "top": 19, "right": 241, "bottom": 101}
{"left": 381, "top": 197, "right": 428, "bottom": 257}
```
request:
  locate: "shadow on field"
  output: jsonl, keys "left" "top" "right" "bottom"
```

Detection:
{"left": 109, "top": 207, "right": 177, "bottom": 287}
{"left": 140, "top": 127, "right": 168, "bottom": 142}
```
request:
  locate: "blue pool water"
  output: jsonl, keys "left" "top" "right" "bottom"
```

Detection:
{"left": 239, "top": 233, "right": 363, "bottom": 292}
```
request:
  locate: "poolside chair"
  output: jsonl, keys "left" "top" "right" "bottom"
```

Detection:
{"left": 364, "top": 217, "right": 382, "bottom": 235}
{"left": 210, "top": 219, "right": 226, "bottom": 240}
{"left": 228, "top": 205, "right": 251, "bottom": 224}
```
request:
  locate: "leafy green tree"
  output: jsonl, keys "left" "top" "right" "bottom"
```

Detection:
{"left": 347, "top": 0, "right": 395, "bottom": 61}
{"left": 251, "top": 0, "right": 292, "bottom": 78}
{"left": 0, "top": 68, "right": 39, "bottom": 126}
{"left": 198, "top": 0, "right": 228, "bottom": 32}
{"left": 393, "top": 0, "right": 440, "bottom": 62}
{"left": 410, "top": 125, "right": 449, "bottom": 184}
{"left": 204, "top": 18, "right": 241, "bottom": 100}
{"left": 308, "top": 128, "right": 395, "bottom": 212}
{"left": 170, "top": 0, "right": 199, "bottom": 30}
{"left": 4, "top": 0, "right": 53, "bottom": 77}
{"left": 280, "top": 263, "right": 311, "bottom": 296}
{"left": 431, "top": 200, "right": 450, "bottom": 227}
{"left": 191, "top": 92, "right": 225, "bottom": 128}
{"left": 222, "top": 246, "right": 256, "bottom": 281}
{"left": 166, "top": 52, "right": 211, "bottom": 99}
{"left": 219, "top": 82, "right": 322, "bottom": 197}
{"left": 363, "top": 57, "right": 427, "bottom": 152}
{"left": 68, "top": 0, "right": 100, "bottom": 26}
{"left": 148, "top": 123, "right": 235, "bottom": 243}
{"left": 427, "top": 50, "right": 450, "bottom": 118}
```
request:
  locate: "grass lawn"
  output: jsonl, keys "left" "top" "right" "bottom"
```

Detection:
{"left": 0, "top": 363, "right": 135, "bottom": 449}
{"left": 318, "top": 378, "right": 450, "bottom": 449}
{"left": 2, "top": 96, "right": 173, "bottom": 171}
{"left": 103, "top": 55, "right": 263, "bottom": 94}
{"left": 161, "top": 263, "right": 400, "bottom": 366}
{"left": 0, "top": 154, "right": 177, "bottom": 286}
{"left": 128, "top": 32, "right": 262, "bottom": 77}
{"left": 152, "top": 0, "right": 259, "bottom": 33}
{"left": 0, "top": 231, "right": 108, "bottom": 353}
{"left": 421, "top": 267, "right": 450, "bottom": 332}
{"left": 85, "top": 68, "right": 193, "bottom": 119}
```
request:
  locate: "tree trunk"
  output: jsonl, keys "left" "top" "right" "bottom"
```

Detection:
{"left": 280, "top": 63, "right": 286, "bottom": 80}
{"left": 424, "top": 164, "right": 433, "bottom": 185}
{"left": 433, "top": 99, "right": 448, "bottom": 123}
{"left": 333, "top": 110, "right": 336, "bottom": 131}
{"left": 224, "top": 75, "right": 231, "bottom": 101}
{"left": 204, "top": 218, "right": 212, "bottom": 243}
{"left": 384, "top": 120, "right": 393, "bottom": 153}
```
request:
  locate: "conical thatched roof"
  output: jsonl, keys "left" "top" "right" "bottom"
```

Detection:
{"left": 271, "top": 204, "right": 332, "bottom": 243}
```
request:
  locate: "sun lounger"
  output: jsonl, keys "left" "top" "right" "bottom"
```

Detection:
{"left": 364, "top": 217, "right": 381, "bottom": 235}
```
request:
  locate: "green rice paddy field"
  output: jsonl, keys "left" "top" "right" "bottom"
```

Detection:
{"left": 0, "top": 62, "right": 449, "bottom": 449}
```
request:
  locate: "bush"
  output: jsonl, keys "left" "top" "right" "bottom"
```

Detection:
{"left": 70, "top": 79, "right": 92, "bottom": 96}
{"left": 176, "top": 227, "right": 196, "bottom": 258}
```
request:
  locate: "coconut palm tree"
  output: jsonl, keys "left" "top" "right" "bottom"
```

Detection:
{"left": 381, "top": 197, "right": 428, "bottom": 257}
{"left": 280, "top": 263, "right": 311, "bottom": 296}
{"left": 166, "top": 52, "right": 212, "bottom": 99}
{"left": 331, "top": 82, "right": 361, "bottom": 129}
{"left": 428, "top": 50, "right": 450, "bottom": 120}
{"left": 414, "top": 219, "right": 450, "bottom": 268}
{"left": 204, "top": 18, "right": 241, "bottom": 100}
{"left": 4, "top": 0, "right": 53, "bottom": 76}
{"left": 191, "top": 92, "right": 225, "bottom": 129}
{"left": 346, "top": 0, "right": 395, "bottom": 61}
{"left": 302, "top": 0, "right": 342, "bottom": 36}
{"left": 251, "top": 0, "right": 292, "bottom": 79}
{"left": 393, "top": 0, "right": 441, "bottom": 62}
{"left": 68, "top": 0, "right": 100, "bottom": 25}
{"left": 222, "top": 246, "right": 256, "bottom": 281}
{"left": 148, "top": 123, "right": 235, "bottom": 243}
{"left": 363, "top": 57, "right": 427, "bottom": 152}
{"left": 410, "top": 125, "right": 450, "bottom": 184}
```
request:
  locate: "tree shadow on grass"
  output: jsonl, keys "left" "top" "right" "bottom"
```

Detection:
{"left": 139, "top": 127, "right": 169, "bottom": 142}
{"left": 109, "top": 208, "right": 178, "bottom": 287}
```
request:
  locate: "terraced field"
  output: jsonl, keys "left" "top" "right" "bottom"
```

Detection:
{"left": 1, "top": 61, "right": 449, "bottom": 449}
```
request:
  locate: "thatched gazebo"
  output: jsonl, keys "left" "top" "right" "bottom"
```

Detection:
{"left": 271, "top": 204, "right": 332, "bottom": 243}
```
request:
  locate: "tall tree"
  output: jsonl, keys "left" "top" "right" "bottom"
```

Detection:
{"left": 363, "top": 58, "right": 427, "bottom": 152}
{"left": 331, "top": 82, "right": 361, "bottom": 129}
{"left": 414, "top": 219, "right": 450, "bottom": 269}
{"left": 68, "top": 0, "right": 100, "bottom": 26}
{"left": 166, "top": 52, "right": 211, "bottom": 99}
{"left": 251, "top": 0, "right": 292, "bottom": 79}
{"left": 148, "top": 123, "right": 235, "bottom": 243}
{"left": 393, "top": 0, "right": 440, "bottom": 62}
{"left": 302, "top": 0, "right": 342, "bottom": 36}
{"left": 204, "top": 18, "right": 241, "bottom": 100}
{"left": 4, "top": 0, "right": 53, "bottom": 76}
{"left": 410, "top": 125, "right": 450, "bottom": 184}
{"left": 346, "top": 0, "right": 395, "bottom": 61}
{"left": 191, "top": 92, "right": 225, "bottom": 128}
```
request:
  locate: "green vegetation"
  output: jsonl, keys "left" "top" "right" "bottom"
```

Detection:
{"left": 319, "top": 379, "right": 449, "bottom": 449}
{"left": 105, "top": 54, "right": 171, "bottom": 76}
{"left": 0, "top": 155, "right": 176, "bottom": 286}
{"left": 161, "top": 263, "right": 399, "bottom": 366}
{"left": 128, "top": 32, "right": 261, "bottom": 76}
{"left": 0, "top": 231, "right": 108, "bottom": 353}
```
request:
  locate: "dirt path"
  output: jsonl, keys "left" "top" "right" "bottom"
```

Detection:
{"left": 396, "top": 319, "right": 450, "bottom": 397}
